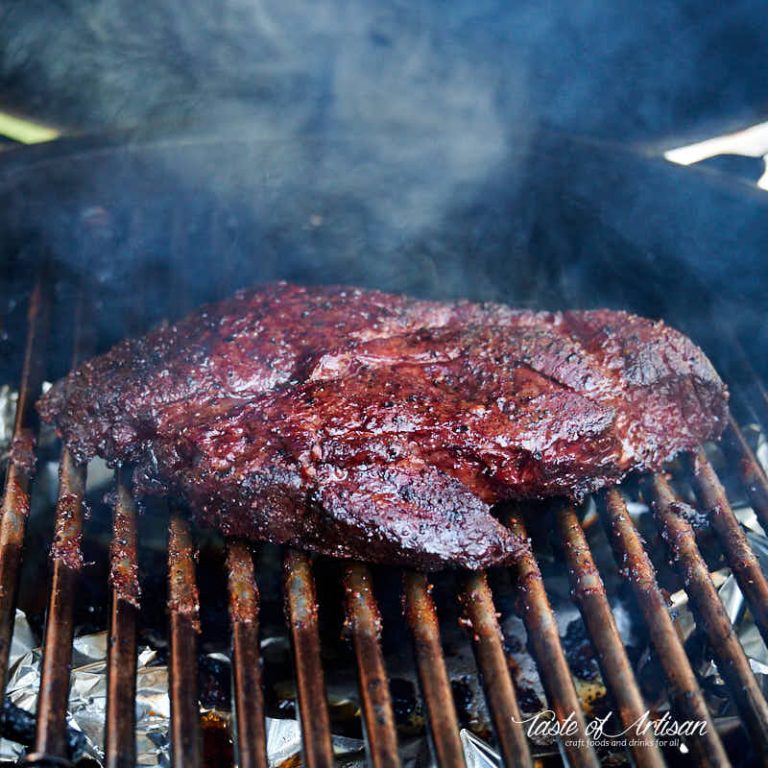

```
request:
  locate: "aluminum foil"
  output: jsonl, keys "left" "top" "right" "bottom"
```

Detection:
{"left": 0, "top": 618, "right": 171, "bottom": 765}
{"left": 0, "top": 386, "right": 18, "bottom": 461}
{"left": 460, "top": 730, "right": 501, "bottom": 768}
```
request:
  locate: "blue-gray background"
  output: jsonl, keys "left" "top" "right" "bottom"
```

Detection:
{"left": 0, "top": 1, "right": 765, "bottom": 143}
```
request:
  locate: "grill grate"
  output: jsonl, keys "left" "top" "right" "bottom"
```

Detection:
{"left": 284, "top": 548, "right": 334, "bottom": 768}
{"left": 2, "top": 275, "right": 768, "bottom": 768}
{"left": 105, "top": 470, "right": 139, "bottom": 768}
{"left": 555, "top": 503, "right": 664, "bottom": 768}
{"left": 226, "top": 540, "right": 267, "bottom": 768}
{"left": 457, "top": 570, "right": 529, "bottom": 767}
{"left": 648, "top": 474, "right": 768, "bottom": 754}
{"left": 504, "top": 512, "right": 597, "bottom": 767}
{"left": 343, "top": 561, "right": 400, "bottom": 768}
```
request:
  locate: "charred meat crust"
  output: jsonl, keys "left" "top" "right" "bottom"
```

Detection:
{"left": 38, "top": 283, "right": 728, "bottom": 570}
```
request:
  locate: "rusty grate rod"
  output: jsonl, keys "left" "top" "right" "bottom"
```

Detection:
{"left": 226, "top": 540, "right": 268, "bottom": 768}
{"left": 555, "top": 504, "right": 666, "bottom": 768}
{"left": 104, "top": 470, "right": 141, "bottom": 768}
{"left": 168, "top": 511, "right": 202, "bottom": 768}
{"left": 648, "top": 474, "right": 768, "bottom": 755}
{"left": 28, "top": 290, "right": 92, "bottom": 767}
{"left": 343, "top": 562, "right": 400, "bottom": 768}
{"left": 283, "top": 548, "right": 334, "bottom": 768}
{"left": 0, "top": 276, "right": 50, "bottom": 694}
{"left": 102, "top": 280, "right": 147, "bottom": 768}
{"left": 686, "top": 449, "right": 768, "bottom": 648}
{"left": 457, "top": 570, "right": 531, "bottom": 768}
{"left": 598, "top": 488, "right": 729, "bottom": 767}
{"left": 27, "top": 449, "right": 86, "bottom": 766}
{"left": 722, "top": 415, "right": 768, "bottom": 529}
{"left": 403, "top": 571, "right": 466, "bottom": 768}
{"left": 504, "top": 512, "right": 599, "bottom": 768}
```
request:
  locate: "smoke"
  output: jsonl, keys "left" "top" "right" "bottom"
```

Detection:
{"left": 2, "top": 1, "right": 766, "bottom": 239}
{"left": 0, "top": 0, "right": 766, "bottom": 379}
{"left": 1, "top": 0, "right": 766, "bottom": 140}
{"left": 0, "top": 2, "right": 529, "bottom": 246}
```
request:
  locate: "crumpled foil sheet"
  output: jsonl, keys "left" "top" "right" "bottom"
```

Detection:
{"left": 0, "top": 618, "right": 170, "bottom": 765}
{"left": 460, "top": 730, "right": 501, "bottom": 768}
{"left": 0, "top": 386, "right": 18, "bottom": 461}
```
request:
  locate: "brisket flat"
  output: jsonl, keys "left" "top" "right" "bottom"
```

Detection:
{"left": 38, "top": 283, "right": 728, "bottom": 570}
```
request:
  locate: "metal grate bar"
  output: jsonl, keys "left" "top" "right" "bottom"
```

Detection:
{"left": 168, "top": 512, "right": 202, "bottom": 768}
{"left": 29, "top": 449, "right": 86, "bottom": 764}
{"left": 102, "top": 263, "right": 151, "bottom": 768}
{"left": 0, "top": 276, "right": 50, "bottom": 693}
{"left": 648, "top": 474, "right": 768, "bottom": 755}
{"left": 30, "top": 292, "right": 91, "bottom": 766}
{"left": 504, "top": 513, "right": 599, "bottom": 768}
{"left": 402, "top": 570, "right": 465, "bottom": 768}
{"left": 598, "top": 488, "right": 729, "bottom": 767}
{"left": 457, "top": 571, "right": 531, "bottom": 767}
{"left": 555, "top": 504, "right": 666, "bottom": 768}
{"left": 687, "top": 449, "right": 768, "bottom": 647}
{"left": 104, "top": 470, "right": 141, "bottom": 768}
{"left": 226, "top": 540, "right": 268, "bottom": 768}
{"left": 343, "top": 562, "right": 400, "bottom": 768}
{"left": 723, "top": 415, "right": 768, "bottom": 527}
{"left": 283, "top": 548, "right": 334, "bottom": 768}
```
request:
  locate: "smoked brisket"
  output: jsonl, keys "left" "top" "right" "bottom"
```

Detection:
{"left": 38, "top": 284, "right": 728, "bottom": 569}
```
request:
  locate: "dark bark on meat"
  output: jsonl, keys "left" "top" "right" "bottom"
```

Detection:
{"left": 38, "top": 283, "right": 728, "bottom": 570}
